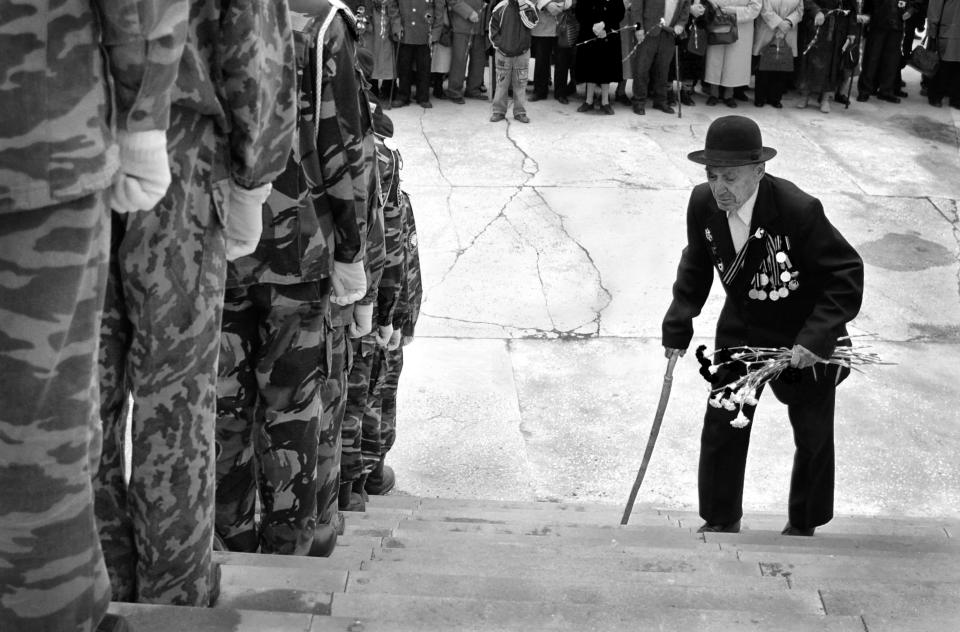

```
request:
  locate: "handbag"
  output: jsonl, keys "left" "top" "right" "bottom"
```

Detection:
{"left": 758, "top": 39, "right": 793, "bottom": 72}
{"left": 557, "top": 10, "right": 580, "bottom": 48}
{"left": 706, "top": 10, "right": 738, "bottom": 45}
{"left": 909, "top": 37, "right": 940, "bottom": 76}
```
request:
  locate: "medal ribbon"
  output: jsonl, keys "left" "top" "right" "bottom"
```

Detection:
{"left": 721, "top": 228, "right": 765, "bottom": 286}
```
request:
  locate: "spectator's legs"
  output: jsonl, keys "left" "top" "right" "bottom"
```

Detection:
{"left": 531, "top": 36, "right": 554, "bottom": 98}
{"left": 466, "top": 34, "right": 488, "bottom": 95}
{"left": 446, "top": 32, "right": 471, "bottom": 99}
{"left": 396, "top": 44, "right": 414, "bottom": 103}
{"left": 511, "top": 50, "right": 530, "bottom": 116}
{"left": 492, "top": 51, "right": 512, "bottom": 115}
{"left": 415, "top": 44, "right": 432, "bottom": 105}
{"left": 554, "top": 45, "right": 573, "bottom": 99}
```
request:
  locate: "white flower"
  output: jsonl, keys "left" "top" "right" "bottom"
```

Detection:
{"left": 730, "top": 413, "right": 751, "bottom": 428}
{"left": 722, "top": 399, "right": 737, "bottom": 411}
{"left": 708, "top": 394, "right": 724, "bottom": 408}
{"left": 743, "top": 391, "right": 759, "bottom": 406}
{"left": 708, "top": 365, "right": 718, "bottom": 374}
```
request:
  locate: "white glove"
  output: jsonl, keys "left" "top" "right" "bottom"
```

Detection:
{"left": 375, "top": 324, "right": 394, "bottom": 347}
{"left": 387, "top": 329, "right": 402, "bottom": 350}
{"left": 110, "top": 130, "right": 171, "bottom": 213}
{"left": 401, "top": 334, "right": 415, "bottom": 347}
{"left": 349, "top": 303, "right": 373, "bottom": 338}
{"left": 223, "top": 181, "right": 271, "bottom": 261}
{"left": 331, "top": 261, "right": 367, "bottom": 306}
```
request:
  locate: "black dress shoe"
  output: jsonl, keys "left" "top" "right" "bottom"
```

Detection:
{"left": 680, "top": 90, "right": 695, "bottom": 106}
{"left": 895, "top": 89, "right": 908, "bottom": 98}
{"left": 632, "top": 102, "right": 646, "bottom": 115}
{"left": 770, "top": 100, "right": 782, "bottom": 108}
{"left": 599, "top": 104, "right": 614, "bottom": 115}
{"left": 856, "top": 93, "right": 869, "bottom": 102}
{"left": 556, "top": 95, "right": 569, "bottom": 104}
{"left": 391, "top": 98, "right": 410, "bottom": 108}
{"left": 705, "top": 96, "right": 718, "bottom": 106}
{"left": 653, "top": 102, "right": 675, "bottom": 114}
{"left": 754, "top": 99, "right": 764, "bottom": 107}
{"left": 876, "top": 93, "right": 901, "bottom": 103}
{"left": 733, "top": 89, "right": 749, "bottom": 102}
{"left": 697, "top": 519, "right": 741, "bottom": 534}
{"left": 365, "top": 462, "right": 396, "bottom": 495}
{"left": 577, "top": 101, "right": 595, "bottom": 113}
{"left": 464, "top": 90, "right": 485, "bottom": 99}
{"left": 614, "top": 93, "right": 632, "bottom": 105}
{"left": 833, "top": 93, "right": 850, "bottom": 105}
{"left": 781, "top": 522, "right": 816, "bottom": 536}
{"left": 528, "top": 93, "right": 546, "bottom": 102}
{"left": 417, "top": 100, "right": 433, "bottom": 108}
{"left": 723, "top": 97, "right": 738, "bottom": 108}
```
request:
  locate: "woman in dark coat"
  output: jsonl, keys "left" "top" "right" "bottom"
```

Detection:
{"left": 574, "top": 0, "right": 625, "bottom": 113}
{"left": 795, "top": 0, "right": 857, "bottom": 112}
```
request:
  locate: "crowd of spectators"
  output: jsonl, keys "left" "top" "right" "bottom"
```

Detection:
{"left": 355, "top": 0, "right": 959, "bottom": 118}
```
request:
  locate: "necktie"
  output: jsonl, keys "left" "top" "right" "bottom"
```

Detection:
{"left": 727, "top": 210, "right": 749, "bottom": 253}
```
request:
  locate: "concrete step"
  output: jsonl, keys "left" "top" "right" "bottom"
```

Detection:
{"left": 347, "top": 567, "right": 787, "bottom": 600}
{"left": 213, "top": 550, "right": 365, "bottom": 571}
{"left": 396, "top": 506, "right": 669, "bottom": 527}
{"left": 750, "top": 553, "right": 960, "bottom": 581}
{"left": 861, "top": 614, "right": 960, "bottom": 632}
{"left": 388, "top": 522, "right": 703, "bottom": 548}
{"left": 372, "top": 496, "right": 630, "bottom": 514}
{"left": 108, "top": 602, "right": 318, "bottom": 631}
{"left": 215, "top": 564, "right": 345, "bottom": 615}
{"left": 331, "top": 593, "right": 855, "bottom": 628}
{"left": 663, "top": 509, "right": 958, "bottom": 538}
{"left": 820, "top": 583, "right": 960, "bottom": 619}
{"left": 705, "top": 530, "right": 960, "bottom": 555}
{"left": 367, "top": 545, "right": 752, "bottom": 575}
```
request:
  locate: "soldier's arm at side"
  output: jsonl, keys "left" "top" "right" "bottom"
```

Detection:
{"left": 218, "top": 0, "right": 297, "bottom": 189}
{"left": 792, "top": 200, "right": 864, "bottom": 360}
{"left": 95, "top": 0, "right": 188, "bottom": 132}
{"left": 316, "top": 14, "right": 369, "bottom": 266}
{"left": 662, "top": 193, "right": 714, "bottom": 352}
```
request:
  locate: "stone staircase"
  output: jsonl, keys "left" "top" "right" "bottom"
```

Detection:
{"left": 109, "top": 496, "right": 960, "bottom": 631}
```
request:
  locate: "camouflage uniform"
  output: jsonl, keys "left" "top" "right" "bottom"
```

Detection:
{"left": 342, "top": 138, "right": 405, "bottom": 484}
{"left": 93, "top": 0, "right": 296, "bottom": 605}
{"left": 0, "top": 1, "right": 186, "bottom": 629}
{"left": 361, "top": 188, "right": 423, "bottom": 475}
{"left": 215, "top": 0, "right": 374, "bottom": 554}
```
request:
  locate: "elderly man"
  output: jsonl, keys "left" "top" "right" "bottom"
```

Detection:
{"left": 662, "top": 116, "right": 864, "bottom": 536}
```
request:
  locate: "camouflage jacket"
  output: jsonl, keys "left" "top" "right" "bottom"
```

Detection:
{"left": 227, "top": 0, "right": 374, "bottom": 288}
{"left": 174, "top": 0, "right": 296, "bottom": 191}
{"left": 0, "top": 0, "right": 188, "bottom": 212}
{"left": 375, "top": 139, "right": 404, "bottom": 327}
{"left": 395, "top": 188, "right": 422, "bottom": 336}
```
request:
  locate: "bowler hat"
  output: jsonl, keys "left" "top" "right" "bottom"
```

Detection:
{"left": 687, "top": 116, "right": 777, "bottom": 166}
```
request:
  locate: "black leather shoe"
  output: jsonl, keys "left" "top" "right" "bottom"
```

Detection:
{"left": 723, "top": 97, "right": 738, "bottom": 108}
{"left": 705, "top": 96, "right": 719, "bottom": 106}
{"left": 833, "top": 93, "right": 850, "bottom": 105}
{"left": 876, "top": 93, "right": 901, "bottom": 103}
{"left": 754, "top": 99, "right": 764, "bottom": 107}
{"left": 895, "top": 89, "right": 908, "bottom": 98}
{"left": 733, "top": 89, "right": 749, "bottom": 102}
{"left": 556, "top": 95, "right": 569, "bottom": 104}
{"left": 391, "top": 98, "right": 410, "bottom": 108}
{"left": 856, "top": 93, "right": 869, "bottom": 102}
{"left": 614, "top": 92, "right": 632, "bottom": 105}
{"left": 464, "top": 90, "right": 485, "bottom": 99}
{"left": 770, "top": 100, "right": 782, "bottom": 108}
{"left": 697, "top": 519, "right": 741, "bottom": 533}
{"left": 599, "top": 104, "right": 614, "bottom": 115}
{"left": 632, "top": 102, "right": 646, "bottom": 115}
{"left": 365, "top": 462, "right": 396, "bottom": 495}
{"left": 529, "top": 93, "right": 547, "bottom": 102}
{"left": 308, "top": 523, "right": 338, "bottom": 557}
{"left": 577, "top": 101, "right": 595, "bottom": 113}
{"left": 417, "top": 100, "right": 433, "bottom": 109}
{"left": 680, "top": 90, "right": 695, "bottom": 106}
{"left": 781, "top": 522, "right": 816, "bottom": 536}
{"left": 653, "top": 102, "right": 675, "bottom": 114}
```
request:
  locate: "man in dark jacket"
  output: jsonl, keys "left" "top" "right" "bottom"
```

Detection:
{"left": 631, "top": 0, "right": 691, "bottom": 114}
{"left": 389, "top": 0, "right": 446, "bottom": 107}
{"left": 446, "top": 0, "right": 488, "bottom": 102}
{"left": 857, "top": 0, "right": 919, "bottom": 101}
{"left": 662, "top": 116, "right": 864, "bottom": 537}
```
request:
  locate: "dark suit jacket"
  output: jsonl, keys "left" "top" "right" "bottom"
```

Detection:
{"left": 632, "top": 0, "right": 690, "bottom": 33}
{"left": 662, "top": 173, "right": 864, "bottom": 360}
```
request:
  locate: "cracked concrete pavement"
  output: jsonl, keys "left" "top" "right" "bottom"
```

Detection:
{"left": 381, "top": 68, "right": 960, "bottom": 521}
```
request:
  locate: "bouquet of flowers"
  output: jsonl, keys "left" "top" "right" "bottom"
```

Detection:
{"left": 694, "top": 338, "right": 890, "bottom": 429}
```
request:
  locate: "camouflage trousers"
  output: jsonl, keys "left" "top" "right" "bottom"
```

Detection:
{"left": 362, "top": 345, "right": 403, "bottom": 471}
{"left": 215, "top": 281, "right": 346, "bottom": 554}
{"left": 340, "top": 335, "right": 378, "bottom": 484}
{"left": 0, "top": 193, "right": 112, "bottom": 632}
{"left": 319, "top": 324, "right": 350, "bottom": 524}
{"left": 93, "top": 107, "right": 226, "bottom": 606}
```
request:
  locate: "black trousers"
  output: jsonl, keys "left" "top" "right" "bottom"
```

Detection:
{"left": 754, "top": 67, "right": 791, "bottom": 104}
{"left": 530, "top": 36, "right": 557, "bottom": 97}
{"left": 631, "top": 31, "right": 675, "bottom": 104}
{"left": 858, "top": 26, "right": 902, "bottom": 97}
{"left": 554, "top": 46, "right": 575, "bottom": 97}
{"left": 698, "top": 362, "right": 847, "bottom": 529}
{"left": 397, "top": 43, "right": 431, "bottom": 103}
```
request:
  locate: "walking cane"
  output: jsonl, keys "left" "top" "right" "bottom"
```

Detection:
{"left": 621, "top": 351, "right": 680, "bottom": 525}
{"left": 845, "top": 0, "right": 864, "bottom": 109}
{"left": 674, "top": 42, "right": 683, "bottom": 119}
{"left": 388, "top": 38, "right": 400, "bottom": 108}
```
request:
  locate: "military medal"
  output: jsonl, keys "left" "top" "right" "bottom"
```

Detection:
{"left": 780, "top": 270, "right": 791, "bottom": 283}
{"left": 778, "top": 287, "right": 790, "bottom": 298}
{"left": 769, "top": 291, "right": 780, "bottom": 301}
{"left": 775, "top": 251, "right": 786, "bottom": 263}
{"left": 788, "top": 279, "right": 799, "bottom": 290}
{"left": 757, "top": 289, "right": 767, "bottom": 300}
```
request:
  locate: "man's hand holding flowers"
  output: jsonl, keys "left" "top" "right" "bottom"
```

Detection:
{"left": 789, "top": 344, "right": 824, "bottom": 370}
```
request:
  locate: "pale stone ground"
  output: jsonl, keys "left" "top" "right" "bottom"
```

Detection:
{"left": 381, "top": 66, "right": 960, "bottom": 520}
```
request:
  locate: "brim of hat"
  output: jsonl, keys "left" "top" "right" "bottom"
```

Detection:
{"left": 687, "top": 147, "right": 777, "bottom": 166}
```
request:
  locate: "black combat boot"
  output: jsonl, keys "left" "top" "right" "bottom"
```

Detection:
{"left": 364, "top": 460, "right": 396, "bottom": 495}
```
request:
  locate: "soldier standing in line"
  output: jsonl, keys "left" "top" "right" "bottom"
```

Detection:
{"left": 360, "top": 173, "right": 423, "bottom": 502}
{"left": 1, "top": 2, "right": 187, "bottom": 630}
{"left": 92, "top": 0, "right": 297, "bottom": 606}
{"left": 215, "top": 0, "right": 373, "bottom": 557}
{"left": 340, "top": 99, "right": 405, "bottom": 511}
